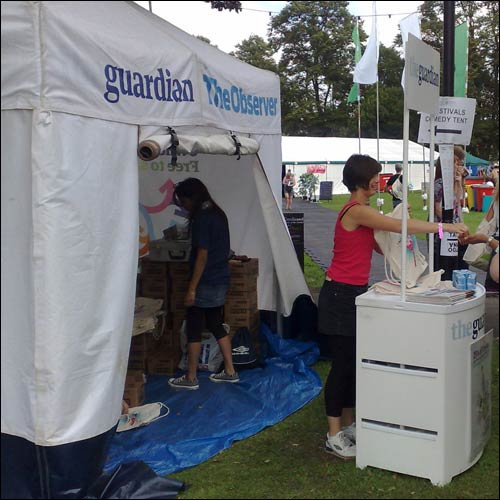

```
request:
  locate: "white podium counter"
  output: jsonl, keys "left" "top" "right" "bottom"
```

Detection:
{"left": 355, "top": 284, "right": 492, "bottom": 486}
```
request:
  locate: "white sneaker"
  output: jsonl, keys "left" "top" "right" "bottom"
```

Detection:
{"left": 342, "top": 422, "right": 356, "bottom": 444}
{"left": 325, "top": 431, "right": 356, "bottom": 460}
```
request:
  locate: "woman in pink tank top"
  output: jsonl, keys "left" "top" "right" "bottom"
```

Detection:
{"left": 320, "top": 154, "right": 469, "bottom": 460}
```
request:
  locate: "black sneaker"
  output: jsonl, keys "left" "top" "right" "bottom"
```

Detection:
{"left": 168, "top": 375, "right": 199, "bottom": 390}
{"left": 209, "top": 370, "right": 240, "bottom": 383}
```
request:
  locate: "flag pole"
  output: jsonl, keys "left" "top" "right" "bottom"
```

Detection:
{"left": 375, "top": 1, "right": 379, "bottom": 163}
{"left": 357, "top": 90, "right": 361, "bottom": 154}
{"left": 357, "top": 16, "right": 361, "bottom": 155}
{"left": 376, "top": 81, "right": 380, "bottom": 161}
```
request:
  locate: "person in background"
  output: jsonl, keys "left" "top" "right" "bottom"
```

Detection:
{"left": 384, "top": 163, "right": 403, "bottom": 208}
{"left": 168, "top": 178, "right": 239, "bottom": 390}
{"left": 318, "top": 154, "right": 469, "bottom": 460}
{"left": 490, "top": 248, "right": 499, "bottom": 283}
{"left": 432, "top": 145, "right": 469, "bottom": 272}
{"left": 489, "top": 163, "right": 499, "bottom": 187}
{"left": 460, "top": 182, "right": 499, "bottom": 292}
{"left": 282, "top": 169, "right": 296, "bottom": 210}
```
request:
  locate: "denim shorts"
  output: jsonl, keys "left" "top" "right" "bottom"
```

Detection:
{"left": 194, "top": 283, "right": 228, "bottom": 308}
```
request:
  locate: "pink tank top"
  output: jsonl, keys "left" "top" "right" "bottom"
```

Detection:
{"left": 326, "top": 201, "right": 375, "bottom": 285}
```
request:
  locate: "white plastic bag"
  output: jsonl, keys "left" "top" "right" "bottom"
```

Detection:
{"left": 374, "top": 203, "right": 428, "bottom": 288}
{"left": 178, "top": 321, "right": 228, "bottom": 372}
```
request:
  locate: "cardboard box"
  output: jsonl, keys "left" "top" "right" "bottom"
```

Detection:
{"left": 226, "top": 289, "right": 258, "bottom": 301}
{"left": 229, "top": 258, "right": 259, "bottom": 276}
{"left": 123, "top": 384, "right": 145, "bottom": 407}
{"left": 168, "top": 262, "right": 190, "bottom": 279}
{"left": 147, "top": 351, "right": 181, "bottom": 376}
{"left": 225, "top": 297, "right": 258, "bottom": 312}
{"left": 146, "top": 328, "right": 180, "bottom": 352}
{"left": 141, "top": 259, "right": 168, "bottom": 278}
{"left": 127, "top": 350, "right": 148, "bottom": 371}
{"left": 227, "top": 279, "right": 257, "bottom": 293}
{"left": 141, "top": 279, "right": 168, "bottom": 300}
{"left": 225, "top": 311, "right": 260, "bottom": 331}
{"left": 125, "top": 369, "right": 146, "bottom": 387}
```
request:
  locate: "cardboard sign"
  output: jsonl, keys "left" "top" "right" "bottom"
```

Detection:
{"left": 418, "top": 97, "right": 476, "bottom": 145}
{"left": 439, "top": 144, "right": 455, "bottom": 210}
{"left": 440, "top": 231, "right": 459, "bottom": 257}
{"left": 404, "top": 34, "right": 440, "bottom": 114}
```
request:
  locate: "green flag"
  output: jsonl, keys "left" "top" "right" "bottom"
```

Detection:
{"left": 348, "top": 24, "right": 362, "bottom": 103}
{"left": 454, "top": 22, "right": 468, "bottom": 97}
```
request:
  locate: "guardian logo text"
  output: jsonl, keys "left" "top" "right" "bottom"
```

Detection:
{"left": 451, "top": 315, "right": 485, "bottom": 340}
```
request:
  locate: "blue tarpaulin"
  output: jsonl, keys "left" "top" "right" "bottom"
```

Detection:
{"left": 104, "top": 325, "right": 322, "bottom": 476}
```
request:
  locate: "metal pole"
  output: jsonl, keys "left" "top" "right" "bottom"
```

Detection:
{"left": 439, "top": 0, "right": 457, "bottom": 280}
{"left": 356, "top": 16, "right": 361, "bottom": 155}
{"left": 429, "top": 116, "right": 436, "bottom": 273}
{"left": 376, "top": 81, "right": 380, "bottom": 162}
{"left": 357, "top": 95, "right": 362, "bottom": 154}
{"left": 148, "top": 1, "right": 152, "bottom": 12}
{"left": 401, "top": 95, "right": 410, "bottom": 302}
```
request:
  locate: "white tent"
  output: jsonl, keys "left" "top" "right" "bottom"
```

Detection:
{"left": 282, "top": 136, "right": 432, "bottom": 194}
{"left": 1, "top": 2, "right": 311, "bottom": 496}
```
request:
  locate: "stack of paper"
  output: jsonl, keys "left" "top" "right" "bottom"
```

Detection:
{"left": 405, "top": 288, "right": 474, "bottom": 305}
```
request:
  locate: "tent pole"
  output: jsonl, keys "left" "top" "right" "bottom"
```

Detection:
{"left": 276, "top": 272, "right": 283, "bottom": 336}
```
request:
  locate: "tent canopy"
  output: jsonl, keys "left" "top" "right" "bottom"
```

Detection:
{"left": 281, "top": 136, "right": 432, "bottom": 194}
{"left": 281, "top": 137, "right": 431, "bottom": 165}
{"left": 1, "top": 1, "right": 281, "bottom": 135}
{"left": 465, "top": 151, "right": 489, "bottom": 166}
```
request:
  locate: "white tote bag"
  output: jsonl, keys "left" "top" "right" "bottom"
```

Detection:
{"left": 374, "top": 203, "right": 428, "bottom": 288}
{"left": 463, "top": 215, "right": 497, "bottom": 268}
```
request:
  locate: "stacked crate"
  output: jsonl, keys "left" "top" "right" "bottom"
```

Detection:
{"left": 225, "top": 259, "right": 260, "bottom": 350}
{"left": 123, "top": 369, "right": 146, "bottom": 407}
{"left": 145, "top": 316, "right": 182, "bottom": 376}
{"left": 168, "top": 262, "right": 191, "bottom": 336}
{"left": 128, "top": 329, "right": 149, "bottom": 371}
{"left": 134, "top": 258, "right": 182, "bottom": 376}
{"left": 140, "top": 258, "right": 169, "bottom": 303}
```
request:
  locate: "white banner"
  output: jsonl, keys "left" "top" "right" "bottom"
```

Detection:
{"left": 353, "top": 1, "right": 379, "bottom": 84}
{"left": 439, "top": 144, "right": 455, "bottom": 210}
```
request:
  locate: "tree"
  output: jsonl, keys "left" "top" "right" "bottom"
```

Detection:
{"left": 196, "top": 35, "right": 217, "bottom": 48}
{"left": 268, "top": 1, "right": 356, "bottom": 135}
{"left": 205, "top": 1, "right": 242, "bottom": 13}
{"left": 231, "top": 35, "right": 278, "bottom": 73}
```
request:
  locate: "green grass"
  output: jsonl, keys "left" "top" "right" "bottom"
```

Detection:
{"left": 171, "top": 338, "right": 499, "bottom": 498}
{"left": 320, "top": 190, "right": 486, "bottom": 238}
{"left": 304, "top": 253, "right": 326, "bottom": 288}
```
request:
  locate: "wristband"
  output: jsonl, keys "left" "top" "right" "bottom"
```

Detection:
{"left": 438, "top": 222, "right": 444, "bottom": 239}
{"left": 487, "top": 236, "right": 494, "bottom": 247}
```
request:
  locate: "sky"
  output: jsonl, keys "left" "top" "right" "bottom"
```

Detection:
{"left": 134, "top": 1, "right": 424, "bottom": 54}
